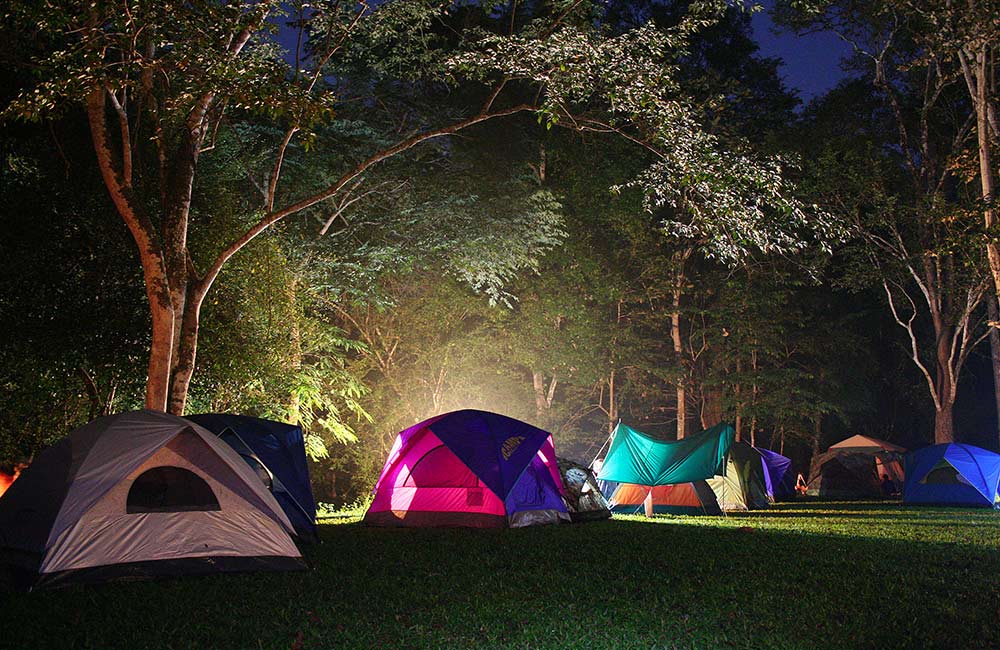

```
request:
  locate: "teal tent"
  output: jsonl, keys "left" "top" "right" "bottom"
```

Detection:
{"left": 597, "top": 422, "right": 735, "bottom": 486}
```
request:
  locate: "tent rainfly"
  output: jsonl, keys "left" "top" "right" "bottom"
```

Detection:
{"left": 185, "top": 413, "right": 318, "bottom": 541}
{"left": 597, "top": 422, "right": 734, "bottom": 486}
{"left": 0, "top": 410, "right": 304, "bottom": 590}
{"left": 903, "top": 443, "right": 1000, "bottom": 508}
{"left": 364, "top": 410, "right": 570, "bottom": 528}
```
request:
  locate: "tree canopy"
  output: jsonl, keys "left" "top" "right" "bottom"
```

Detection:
{"left": 2, "top": 0, "right": 999, "bottom": 501}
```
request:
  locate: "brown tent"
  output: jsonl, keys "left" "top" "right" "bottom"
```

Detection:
{"left": 0, "top": 410, "right": 304, "bottom": 590}
{"left": 808, "top": 435, "right": 906, "bottom": 498}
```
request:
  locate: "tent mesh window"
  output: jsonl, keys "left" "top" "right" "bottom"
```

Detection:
{"left": 240, "top": 454, "right": 273, "bottom": 491}
{"left": 126, "top": 466, "right": 221, "bottom": 513}
{"left": 920, "top": 460, "right": 964, "bottom": 485}
{"left": 920, "top": 458, "right": 972, "bottom": 486}
{"left": 403, "top": 446, "right": 480, "bottom": 488}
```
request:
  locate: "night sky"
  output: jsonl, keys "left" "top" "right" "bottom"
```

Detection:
{"left": 273, "top": 3, "right": 856, "bottom": 105}
{"left": 750, "top": 2, "right": 855, "bottom": 102}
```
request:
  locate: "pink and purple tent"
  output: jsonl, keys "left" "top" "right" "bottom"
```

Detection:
{"left": 364, "top": 410, "right": 570, "bottom": 528}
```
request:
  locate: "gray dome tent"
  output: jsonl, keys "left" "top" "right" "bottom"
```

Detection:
{"left": 0, "top": 410, "right": 304, "bottom": 590}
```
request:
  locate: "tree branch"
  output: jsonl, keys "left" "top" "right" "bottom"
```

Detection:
{"left": 266, "top": 126, "right": 299, "bottom": 212}
{"left": 882, "top": 277, "right": 942, "bottom": 411}
{"left": 201, "top": 103, "right": 538, "bottom": 296}
{"left": 104, "top": 86, "right": 132, "bottom": 187}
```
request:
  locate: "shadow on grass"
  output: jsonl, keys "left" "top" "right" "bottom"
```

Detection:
{"left": 2, "top": 504, "right": 999, "bottom": 649}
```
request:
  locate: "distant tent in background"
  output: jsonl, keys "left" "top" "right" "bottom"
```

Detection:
{"left": 830, "top": 435, "right": 907, "bottom": 453}
{"left": 556, "top": 458, "right": 611, "bottom": 521}
{"left": 0, "top": 411, "right": 304, "bottom": 590}
{"left": 597, "top": 422, "right": 760, "bottom": 515}
{"left": 185, "top": 413, "right": 318, "bottom": 541}
{"left": 756, "top": 447, "right": 794, "bottom": 501}
{"left": 808, "top": 435, "right": 906, "bottom": 498}
{"left": 903, "top": 444, "right": 1000, "bottom": 508}
{"left": 365, "top": 410, "right": 570, "bottom": 528}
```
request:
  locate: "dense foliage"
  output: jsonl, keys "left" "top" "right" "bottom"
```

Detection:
{"left": 1, "top": 0, "right": 998, "bottom": 499}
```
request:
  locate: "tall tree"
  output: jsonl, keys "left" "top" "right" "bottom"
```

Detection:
{"left": 4, "top": 0, "right": 827, "bottom": 415}
{"left": 795, "top": 75, "right": 989, "bottom": 443}
{"left": 781, "top": 0, "right": 999, "bottom": 444}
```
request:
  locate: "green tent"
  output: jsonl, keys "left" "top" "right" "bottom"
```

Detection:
{"left": 708, "top": 442, "right": 771, "bottom": 511}
{"left": 597, "top": 422, "right": 734, "bottom": 486}
{"left": 597, "top": 423, "right": 768, "bottom": 514}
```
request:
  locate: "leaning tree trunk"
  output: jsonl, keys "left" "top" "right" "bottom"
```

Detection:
{"left": 85, "top": 88, "right": 175, "bottom": 412}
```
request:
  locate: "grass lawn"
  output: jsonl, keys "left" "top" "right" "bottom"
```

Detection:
{"left": 2, "top": 501, "right": 999, "bottom": 649}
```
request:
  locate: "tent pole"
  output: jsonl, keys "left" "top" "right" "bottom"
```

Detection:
{"left": 643, "top": 487, "right": 654, "bottom": 517}
{"left": 589, "top": 426, "right": 617, "bottom": 470}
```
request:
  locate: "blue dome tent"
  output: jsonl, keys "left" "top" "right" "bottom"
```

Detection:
{"left": 186, "top": 414, "right": 318, "bottom": 540}
{"left": 903, "top": 443, "right": 1000, "bottom": 508}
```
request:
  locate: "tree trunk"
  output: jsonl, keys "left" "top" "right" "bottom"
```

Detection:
{"left": 811, "top": 415, "right": 822, "bottom": 458}
{"left": 167, "top": 290, "right": 203, "bottom": 415}
{"left": 532, "top": 370, "right": 556, "bottom": 421}
{"left": 965, "top": 46, "right": 1000, "bottom": 311}
{"left": 532, "top": 370, "right": 546, "bottom": 417}
{"left": 934, "top": 326, "right": 958, "bottom": 444}
{"left": 286, "top": 278, "right": 304, "bottom": 424}
{"left": 145, "top": 295, "right": 175, "bottom": 412}
{"left": 675, "top": 382, "right": 687, "bottom": 440}
{"left": 608, "top": 370, "right": 617, "bottom": 433}
{"left": 988, "top": 295, "right": 1000, "bottom": 446}
{"left": 85, "top": 88, "right": 175, "bottom": 412}
{"left": 734, "top": 360, "right": 742, "bottom": 441}
{"left": 934, "top": 404, "right": 956, "bottom": 444}
{"left": 670, "top": 267, "right": 686, "bottom": 439}
{"left": 749, "top": 347, "right": 758, "bottom": 446}
{"left": 700, "top": 387, "right": 723, "bottom": 429}
{"left": 607, "top": 299, "right": 622, "bottom": 434}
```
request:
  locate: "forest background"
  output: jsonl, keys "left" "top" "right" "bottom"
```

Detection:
{"left": 2, "top": 0, "right": 998, "bottom": 505}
